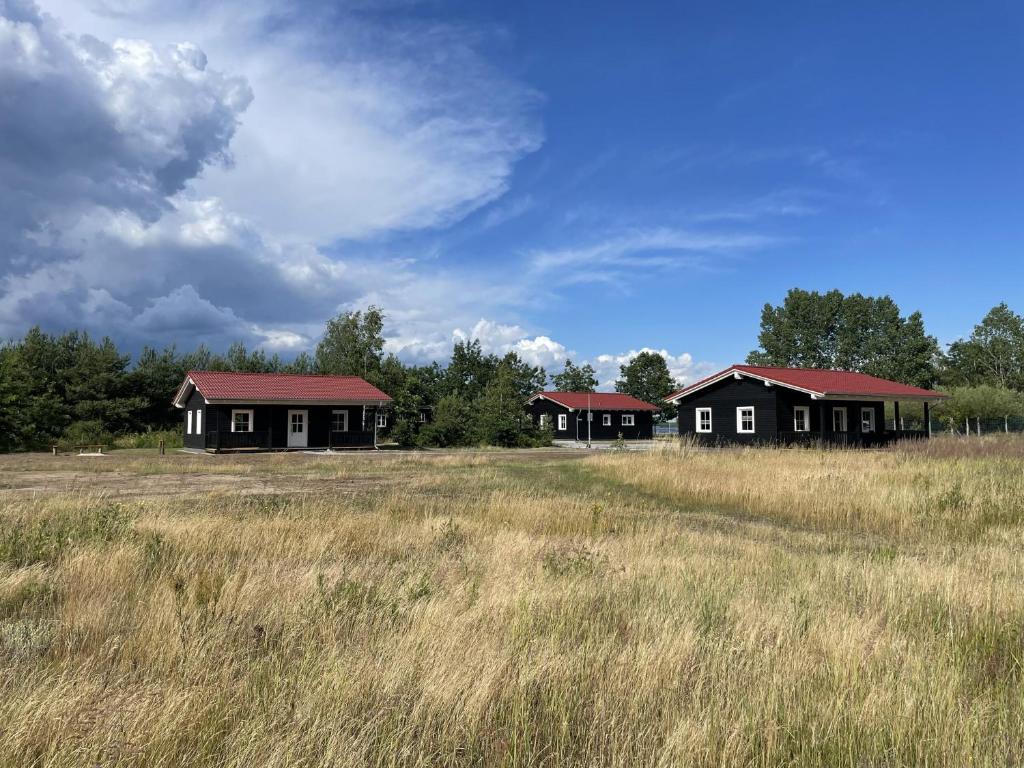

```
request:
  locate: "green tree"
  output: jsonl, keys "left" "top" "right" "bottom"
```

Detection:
{"left": 551, "top": 359, "right": 598, "bottom": 392}
{"left": 442, "top": 338, "right": 497, "bottom": 402}
{"left": 943, "top": 304, "right": 1024, "bottom": 390}
{"left": 128, "top": 345, "right": 194, "bottom": 429}
{"left": 418, "top": 395, "right": 472, "bottom": 447}
{"left": 748, "top": 288, "right": 939, "bottom": 388}
{"left": 614, "top": 351, "right": 676, "bottom": 420}
{"left": 314, "top": 306, "right": 386, "bottom": 381}
{"left": 0, "top": 344, "right": 25, "bottom": 451}
{"left": 474, "top": 353, "right": 547, "bottom": 447}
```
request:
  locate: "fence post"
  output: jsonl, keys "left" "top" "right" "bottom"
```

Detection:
{"left": 159, "top": 439, "right": 165, "bottom": 456}
{"left": 976, "top": 417, "right": 981, "bottom": 437}
{"left": 965, "top": 416, "right": 970, "bottom": 436}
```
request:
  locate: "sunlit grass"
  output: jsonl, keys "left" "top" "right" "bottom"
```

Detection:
{"left": 2, "top": 439, "right": 1024, "bottom": 766}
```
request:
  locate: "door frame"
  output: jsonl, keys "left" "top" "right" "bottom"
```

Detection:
{"left": 287, "top": 409, "right": 308, "bottom": 448}
{"left": 860, "top": 406, "right": 876, "bottom": 434}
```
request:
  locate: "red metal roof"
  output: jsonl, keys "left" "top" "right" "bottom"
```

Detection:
{"left": 179, "top": 370, "right": 392, "bottom": 404}
{"left": 668, "top": 365, "right": 946, "bottom": 401}
{"left": 530, "top": 391, "right": 660, "bottom": 411}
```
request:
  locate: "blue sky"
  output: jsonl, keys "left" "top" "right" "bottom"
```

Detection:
{"left": 2, "top": 0, "right": 1021, "bottom": 386}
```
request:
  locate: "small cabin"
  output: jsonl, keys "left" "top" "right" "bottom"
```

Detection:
{"left": 173, "top": 371, "right": 392, "bottom": 452}
{"left": 527, "top": 392, "right": 659, "bottom": 441}
{"left": 666, "top": 365, "right": 946, "bottom": 447}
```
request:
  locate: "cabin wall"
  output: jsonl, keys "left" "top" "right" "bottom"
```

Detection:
{"left": 677, "top": 377, "right": 889, "bottom": 444}
{"left": 182, "top": 388, "right": 207, "bottom": 449}
{"left": 207, "top": 404, "right": 369, "bottom": 449}
{"left": 527, "top": 400, "right": 654, "bottom": 440}
{"left": 775, "top": 389, "right": 885, "bottom": 438}
{"left": 676, "top": 376, "right": 779, "bottom": 444}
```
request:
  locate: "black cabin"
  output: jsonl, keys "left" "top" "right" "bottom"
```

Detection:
{"left": 666, "top": 365, "right": 946, "bottom": 447}
{"left": 173, "top": 371, "right": 393, "bottom": 452}
{"left": 527, "top": 391, "right": 658, "bottom": 441}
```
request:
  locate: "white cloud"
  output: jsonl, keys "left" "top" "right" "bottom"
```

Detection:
{"left": 590, "top": 348, "right": 718, "bottom": 392}
{"left": 0, "top": 0, "right": 548, "bottom": 357}
{"left": 527, "top": 227, "right": 776, "bottom": 285}
{"left": 0, "top": 0, "right": 251, "bottom": 255}
{"left": 451, "top": 319, "right": 570, "bottom": 369}
{"left": 40, "top": 0, "right": 544, "bottom": 243}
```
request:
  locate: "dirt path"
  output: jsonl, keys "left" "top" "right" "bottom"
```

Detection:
{"left": 0, "top": 448, "right": 590, "bottom": 500}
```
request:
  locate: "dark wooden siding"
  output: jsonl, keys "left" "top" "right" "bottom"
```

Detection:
{"left": 204, "top": 404, "right": 371, "bottom": 450}
{"left": 527, "top": 399, "right": 654, "bottom": 440}
{"left": 676, "top": 376, "right": 779, "bottom": 444}
{"left": 677, "top": 376, "right": 890, "bottom": 445}
{"left": 774, "top": 389, "right": 885, "bottom": 439}
{"left": 182, "top": 388, "right": 207, "bottom": 450}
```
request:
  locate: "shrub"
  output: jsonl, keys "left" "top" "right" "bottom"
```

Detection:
{"left": 56, "top": 420, "right": 111, "bottom": 451}
{"left": 111, "top": 429, "right": 183, "bottom": 450}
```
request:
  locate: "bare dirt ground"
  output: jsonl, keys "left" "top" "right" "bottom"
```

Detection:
{"left": 0, "top": 448, "right": 589, "bottom": 500}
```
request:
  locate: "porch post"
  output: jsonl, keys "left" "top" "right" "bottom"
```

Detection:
{"left": 924, "top": 401, "right": 931, "bottom": 438}
{"left": 893, "top": 401, "right": 900, "bottom": 433}
{"left": 818, "top": 403, "right": 825, "bottom": 444}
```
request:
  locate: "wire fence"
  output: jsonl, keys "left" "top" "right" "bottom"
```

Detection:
{"left": 934, "top": 416, "right": 1024, "bottom": 436}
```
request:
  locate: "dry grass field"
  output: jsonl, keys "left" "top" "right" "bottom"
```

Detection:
{"left": 2, "top": 439, "right": 1024, "bottom": 767}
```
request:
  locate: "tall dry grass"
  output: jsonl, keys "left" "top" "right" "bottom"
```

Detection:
{"left": 2, "top": 441, "right": 1024, "bottom": 766}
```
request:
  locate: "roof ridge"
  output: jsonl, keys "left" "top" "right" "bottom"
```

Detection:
{"left": 189, "top": 369, "right": 364, "bottom": 379}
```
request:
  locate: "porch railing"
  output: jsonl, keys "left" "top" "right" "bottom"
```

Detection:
{"left": 207, "top": 430, "right": 271, "bottom": 450}
{"left": 328, "top": 430, "right": 375, "bottom": 448}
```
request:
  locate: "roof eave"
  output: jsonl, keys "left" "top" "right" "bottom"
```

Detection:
{"left": 203, "top": 397, "right": 393, "bottom": 406}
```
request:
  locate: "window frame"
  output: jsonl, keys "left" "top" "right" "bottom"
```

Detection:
{"left": 861, "top": 407, "right": 876, "bottom": 434}
{"left": 231, "top": 409, "right": 254, "bottom": 433}
{"left": 186, "top": 410, "right": 193, "bottom": 435}
{"left": 736, "top": 406, "right": 755, "bottom": 434}
{"left": 195, "top": 408, "right": 202, "bottom": 436}
{"left": 331, "top": 410, "right": 348, "bottom": 432}
{"left": 695, "top": 407, "right": 712, "bottom": 433}
{"left": 832, "top": 407, "right": 848, "bottom": 433}
{"left": 793, "top": 405, "right": 810, "bottom": 433}
{"left": 602, "top": 413, "right": 611, "bottom": 427}
{"left": 376, "top": 412, "right": 388, "bottom": 429}
{"left": 557, "top": 413, "right": 567, "bottom": 431}
{"left": 621, "top": 413, "right": 635, "bottom": 427}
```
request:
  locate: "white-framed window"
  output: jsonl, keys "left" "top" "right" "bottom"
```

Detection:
{"left": 793, "top": 406, "right": 810, "bottom": 432}
{"left": 539, "top": 414, "right": 548, "bottom": 428}
{"left": 290, "top": 411, "right": 304, "bottom": 433}
{"left": 331, "top": 410, "right": 348, "bottom": 432}
{"left": 861, "top": 407, "right": 876, "bottom": 433}
{"left": 419, "top": 411, "right": 427, "bottom": 423}
{"left": 557, "top": 413, "right": 567, "bottom": 431}
{"left": 195, "top": 409, "right": 202, "bottom": 436}
{"left": 602, "top": 414, "right": 611, "bottom": 426}
{"left": 621, "top": 414, "right": 635, "bottom": 426}
{"left": 231, "top": 409, "right": 253, "bottom": 433}
{"left": 376, "top": 413, "right": 388, "bottom": 428}
{"left": 186, "top": 410, "right": 193, "bottom": 435}
{"left": 832, "top": 407, "right": 848, "bottom": 433}
{"left": 736, "top": 406, "right": 755, "bottom": 434}
{"left": 696, "top": 407, "right": 712, "bottom": 433}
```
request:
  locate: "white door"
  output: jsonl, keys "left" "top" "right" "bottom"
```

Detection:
{"left": 287, "top": 409, "right": 308, "bottom": 448}
{"left": 861, "top": 407, "right": 876, "bottom": 433}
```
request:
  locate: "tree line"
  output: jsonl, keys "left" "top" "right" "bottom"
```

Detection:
{"left": 2, "top": 290, "right": 1021, "bottom": 451}
{"left": 0, "top": 307, "right": 673, "bottom": 451}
